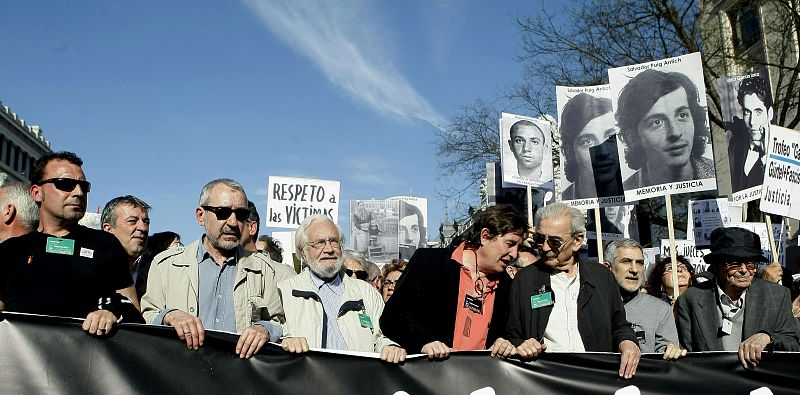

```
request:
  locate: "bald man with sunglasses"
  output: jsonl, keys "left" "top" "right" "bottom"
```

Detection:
{"left": 0, "top": 151, "right": 142, "bottom": 336}
{"left": 141, "top": 179, "right": 284, "bottom": 359}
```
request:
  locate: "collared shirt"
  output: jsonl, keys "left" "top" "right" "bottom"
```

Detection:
{"left": 451, "top": 242, "right": 498, "bottom": 350}
{"left": 197, "top": 243, "right": 238, "bottom": 332}
{"left": 309, "top": 270, "right": 349, "bottom": 351}
{"left": 717, "top": 283, "right": 746, "bottom": 318}
{"left": 542, "top": 263, "right": 585, "bottom": 352}
{"left": 130, "top": 255, "right": 143, "bottom": 284}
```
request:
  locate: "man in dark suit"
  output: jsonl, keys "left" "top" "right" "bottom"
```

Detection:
{"left": 381, "top": 204, "right": 526, "bottom": 360}
{"left": 506, "top": 202, "right": 640, "bottom": 379}
{"left": 677, "top": 227, "right": 800, "bottom": 369}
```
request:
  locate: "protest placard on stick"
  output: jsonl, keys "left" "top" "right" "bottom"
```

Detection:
{"left": 266, "top": 176, "right": 340, "bottom": 229}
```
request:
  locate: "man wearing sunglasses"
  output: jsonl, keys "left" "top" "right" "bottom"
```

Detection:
{"left": 507, "top": 202, "right": 640, "bottom": 379}
{"left": 278, "top": 215, "right": 406, "bottom": 364}
{"left": 342, "top": 250, "right": 370, "bottom": 281}
{"left": 141, "top": 179, "right": 284, "bottom": 359}
{"left": 677, "top": 227, "right": 800, "bottom": 369}
{"left": 0, "top": 152, "right": 142, "bottom": 337}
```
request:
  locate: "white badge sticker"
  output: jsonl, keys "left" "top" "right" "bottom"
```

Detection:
{"left": 721, "top": 318, "right": 733, "bottom": 335}
{"left": 80, "top": 247, "right": 94, "bottom": 258}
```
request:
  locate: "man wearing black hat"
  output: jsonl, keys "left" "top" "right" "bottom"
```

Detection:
{"left": 676, "top": 227, "right": 800, "bottom": 368}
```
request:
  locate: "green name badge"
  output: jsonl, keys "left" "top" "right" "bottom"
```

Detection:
{"left": 45, "top": 237, "right": 75, "bottom": 255}
{"left": 358, "top": 312, "right": 373, "bottom": 328}
{"left": 530, "top": 292, "right": 554, "bottom": 309}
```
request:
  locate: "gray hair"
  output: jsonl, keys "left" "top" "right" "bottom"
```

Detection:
{"left": 101, "top": 195, "right": 151, "bottom": 228}
{"left": 534, "top": 202, "right": 586, "bottom": 236}
{"left": 604, "top": 238, "right": 643, "bottom": 266}
{"left": 199, "top": 179, "right": 246, "bottom": 206}
{"left": 294, "top": 214, "right": 345, "bottom": 260}
{"left": 364, "top": 260, "right": 381, "bottom": 281}
{"left": 0, "top": 182, "right": 38, "bottom": 230}
{"left": 342, "top": 249, "right": 368, "bottom": 270}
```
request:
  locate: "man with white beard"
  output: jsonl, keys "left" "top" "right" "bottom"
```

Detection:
{"left": 278, "top": 215, "right": 406, "bottom": 363}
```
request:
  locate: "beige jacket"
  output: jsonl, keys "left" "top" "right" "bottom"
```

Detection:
{"left": 278, "top": 268, "right": 396, "bottom": 352}
{"left": 141, "top": 239, "right": 284, "bottom": 333}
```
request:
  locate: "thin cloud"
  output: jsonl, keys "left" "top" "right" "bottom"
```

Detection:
{"left": 244, "top": 0, "right": 446, "bottom": 129}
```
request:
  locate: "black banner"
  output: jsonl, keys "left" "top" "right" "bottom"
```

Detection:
{"left": 0, "top": 312, "right": 798, "bottom": 394}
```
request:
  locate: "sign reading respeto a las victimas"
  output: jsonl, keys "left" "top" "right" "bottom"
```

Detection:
{"left": 760, "top": 126, "right": 800, "bottom": 220}
{"left": 266, "top": 176, "right": 340, "bottom": 229}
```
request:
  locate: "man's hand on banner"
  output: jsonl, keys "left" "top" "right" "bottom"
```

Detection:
{"left": 236, "top": 324, "right": 268, "bottom": 359}
{"left": 489, "top": 337, "right": 517, "bottom": 358}
{"left": 380, "top": 345, "right": 406, "bottom": 364}
{"left": 164, "top": 310, "right": 205, "bottom": 350}
{"left": 421, "top": 340, "right": 450, "bottom": 360}
{"left": 515, "top": 337, "right": 546, "bottom": 359}
{"left": 662, "top": 343, "right": 687, "bottom": 360}
{"left": 82, "top": 310, "right": 117, "bottom": 336}
{"left": 281, "top": 337, "right": 309, "bottom": 354}
{"left": 618, "top": 340, "right": 640, "bottom": 379}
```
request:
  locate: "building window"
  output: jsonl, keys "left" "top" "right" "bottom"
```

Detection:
{"left": 727, "top": 2, "right": 765, "bottom": 62}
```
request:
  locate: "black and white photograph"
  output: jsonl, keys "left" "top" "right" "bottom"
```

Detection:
{"left": 389, "top": 196, "right": 427, "bottom": 260}
{"left": 715, "top": 70, "right": 772, "bottom": 203}
{"left": 556, "top": 84, "right": 627, "bottom": 209}
{"left": 687, "top": 198, "right": 732, "bottom": 247}
{"left": 499, "top": 112, "right": 553, "bottom": 189}
{"left": 609, "top": 52, "right": 717, "bottom": 200}
{"left": 350, "top": 199, "right": 399, "bottom": 263}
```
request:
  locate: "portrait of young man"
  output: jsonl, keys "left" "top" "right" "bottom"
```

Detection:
{"left": 609, "top": 53, "right": 716, "bottom": 200}
{"left": 726, "top": 75, "right": 772, "bottom": 194}
{"left": 500, "top": 113, "right": 553, "bottom": 188}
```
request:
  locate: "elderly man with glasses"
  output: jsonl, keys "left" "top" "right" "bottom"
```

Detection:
{"left": 0, "top": 151, "right": 142, "bottom": 336}
{"left": 677, "top": 227, "right": 800, "bottom": 368}
{"left": 277, "top": 215, "right": 406, "bottom": 364}
{"left": 141, "top": 179, "right": 284, "bottom": 359}
{"left": 506, "top": 202, "right": 640, "bottom": 379}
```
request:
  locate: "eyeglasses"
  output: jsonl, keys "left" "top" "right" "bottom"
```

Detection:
{"left": 531, "top": 232, "right": 570, "bottom": 252}
{"left": 664, "top": 265, "right": 687, "bottom": 273}
{"left": 344, "top": 268, "right": 368, "bottom": 280}
{"left": 725, "top": 262, "right": 757, "bottom": 272}
{"left": 382, "top": 279, "right": 398, "bottom": 287}
{"left": 306, "top": 237, "right": 341, "bottom": 250}
{"left": 37, "top": 178, "right": 91, "bottom": 193}
{"left": 201, "top": 206, "right": 251, "bottom": 221}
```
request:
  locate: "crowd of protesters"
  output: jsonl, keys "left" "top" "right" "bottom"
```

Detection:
{"left": 0, "top": 151, "right": 799, "bottom": 379}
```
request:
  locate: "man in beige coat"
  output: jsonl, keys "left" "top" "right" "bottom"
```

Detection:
{"left": 141, "top": 179, "right": 284, "bottom": 359}
{"left": 278, "top": 214, "right": 406, "bottom": 363}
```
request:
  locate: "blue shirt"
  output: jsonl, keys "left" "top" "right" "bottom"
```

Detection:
{"left": 309, "top": 271, "right": 349, "bottom": 351}
{"left": 155, "top": 239, "right": 282, "bottom": 341}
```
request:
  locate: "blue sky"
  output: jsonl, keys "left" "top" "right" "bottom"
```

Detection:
{"left": 0, "top": 0, "right": 542, "bottom": 245}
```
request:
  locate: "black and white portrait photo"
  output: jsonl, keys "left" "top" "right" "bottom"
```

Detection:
{"left": 609, "top": 52, "right": 717, "bottom": 200}
{"left": 390, "top": 196, "right": 427, "bottom": 260}
{"left": 556, "top": 85, "right": 626, "bottom": 208}
{"left": 499, "top": 112, "right": 553, "bottom": 188}
{"left": 716, "top": 70, "right": 772, "bottom": 202}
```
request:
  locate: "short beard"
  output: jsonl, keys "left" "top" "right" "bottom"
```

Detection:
{"left": 307, "top": 255, "right": 344, "bottom": 280}
{"left": 207, "top": 233, "right": 239, "bottom": 252}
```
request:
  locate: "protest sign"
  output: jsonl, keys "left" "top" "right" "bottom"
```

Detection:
{"left": 729, "top": 222, "right": 788, "bottom": 267}
{"left": 715, "top": 69, "right": 772, "bottom": 203}
{"left": 687, "top": 198, "right": 732, "bottom": 247}
{"left": 266, "top": 176, "right": 340, "bottom": 229}
{"left": 270, "top": 231, "right": 295, "bottom": 267}
{"left": 499, "top": 113, "right": 554, "bottom": 189}
{"left": 555, "top": 84, "right": 629, "bottom": 209}
{"left": 760, "top": 125, "right": 800, "bottom": 219}
{"left": 659, "top": 239, "right": 711, "bottom": 273}
{"left": 609, "top": 52, "right": 717, "bottom": 201}
{"left": 389, "top": 196, "right": 427, "bottom": 260}
{"left": 351, "top": 200, "right": 399, "bottom": 263}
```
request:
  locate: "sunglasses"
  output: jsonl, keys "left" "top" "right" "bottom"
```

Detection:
{"left": 202, "top": 206, "right": 251, "bottom": 221}
{"left": 725, "top": 262, "right": 757, "bottom": 272}
{"left": 531, "top": 232, "right": 569, "bottom": 252}
{"left": 37, "top": 178, "right": 91, "bottom": 193}
{"left": 344, "top": 268, "right": 368, "bottom": 280}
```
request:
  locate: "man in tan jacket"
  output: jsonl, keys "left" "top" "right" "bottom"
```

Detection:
{"left": 278, "top": 214, "right": 405, "bottom": 363}
{"left": 141, "top": 179, "right": 284, "bottom": 359}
